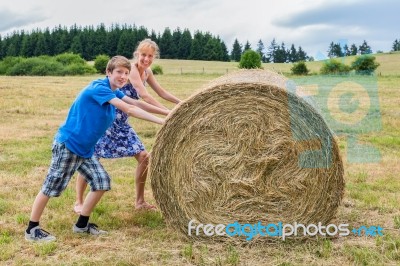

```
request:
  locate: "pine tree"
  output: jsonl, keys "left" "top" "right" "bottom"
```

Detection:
{"left": 327, "top": 41, "right": 335, "bottom": 58}
{"left": 220, "top": 41, "right": 230, "bottom": 61}
{"left": 343, "top": 44, "right": 350, "bottom": 56}
{"left": 201, "top": 32, "right": 213, "bottom": 60}
{"left": 267, "top": 38, "right": 278, "bottom": 62}
{"left": 204, "top": 38, "right": 219, "bottom": 61}
{"left": 71, "top": 35, "right": 83, "bottom": 55}
{"left": 20, "top": 33, "right": 33, "bottom": 57}
{"left": 52, "top": 25, "right": 69, "bottom": 55}
{"left": 5, "top": 32, "right": 20, "bottom": 56}
{"left": 274, "top": 42, "right": 287, "bottom": 63}
{"left": 189, "top": 31, "right": 203, "bottom": 60}
{"left": 136, "top": 26, "right": 149, "bottom": 44}
{"left": 172, "top": 28, "right": 182, "bottom": 58}
{"left": 34, "top": 33, "right": 47, "bottom": 56}
{"left": 327, "top": 42, "right": 344, "bottom": 57}
{"left": 117, "top": 30, "right": 135, "bottom": 59}
{"left": 106, "top": 24, "right": 121, "bottom": 57}
{"left": 150, "top": 30, "right": 158, "bottom": 43}
{"left": 392, "top": 39, "right": 400, "bottom": 51}
{"left": 94, "top": 23, "right": 107, "bottom": 56}
{"left": 230, "top": 38, "right": 242, "bottom": 62}
{"left": 243, "top": 40, "right": 251, "bottom": 52}
{"left": 0, "top": 35, "right": 3, "bottom": 59}
{"left": 359, "top": 40, "right": 372, "bottom": 54}
{"left": 159, "top": 27, "right": 175, "bottom": 59}
{"left": 333, "top": 43, "right": 343, "bottom": 57}
{"left": 256, "top": 39, "right": 266, "bottom": 62}
{"left": 288, "top": 44, "right": 297, "bottom": 62}
{"left": 43, "top": 28, "right": 54, "bottom": 56}
{"left": 350, "top": 44, "right": 358, "bottom": 55}
{"left": 297, "top": 46, "right": 308, "bottom": 61}
{"left": 178, "top": 29, "right": 192, "bottom": 59}
{"left": 214, "top": 37, "right": 225, "bottom": 61}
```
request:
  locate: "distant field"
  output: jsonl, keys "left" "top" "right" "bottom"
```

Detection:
{"left": 0, "top": 55, "right": 399, "bottom": 265}
{"left": 155, "top": 51, "right": 400, "bottom": 76}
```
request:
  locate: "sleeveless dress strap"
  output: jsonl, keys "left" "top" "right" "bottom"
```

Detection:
{"left": 143, "top": 69, "right": 148, "bottom": 86}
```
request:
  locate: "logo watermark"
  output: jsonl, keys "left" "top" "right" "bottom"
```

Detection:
{"left": 290, "top": 39, "right": 382, "bottom": 166}
{"left": 188, "top": 220, "right": 384, "bottom": 241}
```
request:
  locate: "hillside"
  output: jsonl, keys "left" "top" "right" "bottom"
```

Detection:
{"left": 155, "top": 52, "right": 400, "bottom": 76}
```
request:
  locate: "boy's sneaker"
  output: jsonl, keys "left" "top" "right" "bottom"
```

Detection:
{"left": 25, "top": 226, "right": 56, "bottom": 242}
{"left": 73, "top": 223, "right": 108, "bottom": 235}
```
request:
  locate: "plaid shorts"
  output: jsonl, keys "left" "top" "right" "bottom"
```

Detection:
{"left": 41, "top": 141, "right": 111, "bottom": 197}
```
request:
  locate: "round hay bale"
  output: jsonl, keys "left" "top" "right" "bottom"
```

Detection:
{"left": 150, "top": 69, "right": 344, "bottom": 241}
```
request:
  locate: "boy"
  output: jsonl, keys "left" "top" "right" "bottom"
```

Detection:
{"left": 25, "top": 56, "right": 168, "bottom": 242}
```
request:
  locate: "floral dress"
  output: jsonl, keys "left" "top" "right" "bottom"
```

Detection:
{"left": 94, "top": 79, "right": 146, "bottom": 158}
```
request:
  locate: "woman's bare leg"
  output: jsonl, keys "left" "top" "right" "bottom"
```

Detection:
{"left": 134, "top": 150, "right": 155, "bottom": 210}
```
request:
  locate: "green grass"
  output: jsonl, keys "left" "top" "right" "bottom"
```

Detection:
{"left": 0, "top": 56, "right": 399, "bottom": 265}
{"left": 155, "top": 51, "right": 400, "bottom": 76}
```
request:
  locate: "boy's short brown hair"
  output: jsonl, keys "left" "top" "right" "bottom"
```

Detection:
{"left": 106, "top": 56, "right": 131, "bottom": 73}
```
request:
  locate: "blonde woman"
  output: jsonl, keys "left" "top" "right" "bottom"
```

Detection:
{"left": 74, "top": 39, "right": 181, "bottom": 212}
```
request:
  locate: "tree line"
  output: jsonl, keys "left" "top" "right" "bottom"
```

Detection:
{"left": 0, "top": 24, "right": 230, "bottom": 62}
{"left": 392, "top": 39, "right": 400, "bottom": 51}
{"left": 0, "top": 24, "right": 312, "bottom": 64}
{"left": 326, "top": 40, "right": 374, "bottom": 57}
{"left": 0, "top": 23, "right": 398, "bottom": 63}
{"left": 231, "top": 38, "right": 309, "bottom": 63}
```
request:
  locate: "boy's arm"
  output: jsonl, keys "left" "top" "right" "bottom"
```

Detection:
{"left": 121, "top": 96, "right": 170, "bottom": 116}
{"left": 109, "top": 98, "right": 164, "bottom": 125}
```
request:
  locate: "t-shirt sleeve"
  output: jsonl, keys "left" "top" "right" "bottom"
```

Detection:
{"left": 116, "top": 90, "right": 125, "bottom": 99}
{"left": 92, "top": 85, "right": 118, "bottom": 105}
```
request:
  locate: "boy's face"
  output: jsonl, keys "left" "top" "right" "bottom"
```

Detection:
{"left": 107, "top": 67, "right": 130, "bottom": 90}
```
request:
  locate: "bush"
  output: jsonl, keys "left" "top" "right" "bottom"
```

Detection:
{"left": 3, "top": 56, "right": 95, "bottom": 76}
{"left": 239, "top": 50, "right": 262, "bottom": 69}
{"left": 7, "top": 58, "right": 64, "bottom": 76}
{"left": 151, "top": 64, "right": 163, "bottom": 75}
{"left": 320, "top": 59, "right": 351, "bottom": 75}
{"left": 94, "top": 54, "right": 110, "bottom": 74}
{"left": 0, "top": 57, "right": 24, "bottom": 75}
{"left": 55, "top": 53, "right": 86, "bottom": 65}
{"left": 30, "top": 62, "right": 64, "bottom": 76}
{"left": 351, "top": 55, "right": 380, "bottom": 75}
{"left": 61, "top": 63, "right": 97, "bottom": 76}
{"left": 291, "top": 61, "right": 309, "bottom": 75}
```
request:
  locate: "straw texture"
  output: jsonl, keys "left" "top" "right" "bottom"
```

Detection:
{"left": 150, "top": 69, "right": 344, "bottom": 241}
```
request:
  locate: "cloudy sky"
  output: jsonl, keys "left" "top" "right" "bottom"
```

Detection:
{"left": 1, "top": 0, "right": 398, "bottom": 60}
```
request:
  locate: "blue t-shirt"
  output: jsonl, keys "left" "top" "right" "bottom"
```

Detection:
{"left": 56, "top": 77, "right": 125, "bottom": 158}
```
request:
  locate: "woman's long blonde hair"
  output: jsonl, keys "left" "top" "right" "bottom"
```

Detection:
{"left": 133, "top": 38, "right": 160, "bottom": 60}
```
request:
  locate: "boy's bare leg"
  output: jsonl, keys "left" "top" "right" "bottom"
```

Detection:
{"left": 30, "top": 191, "right": 50, "bottom": 222}
{"left": 134, "top": 151, "right": 155, "bottom": 210}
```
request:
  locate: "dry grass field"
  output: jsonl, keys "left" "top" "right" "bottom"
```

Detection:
{"left": 0, "top": 55, "right": 399, "bottom": 265}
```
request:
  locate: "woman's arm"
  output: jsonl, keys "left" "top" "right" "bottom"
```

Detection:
{"left": 129, "top": 66, "right": 169, "bottom": 109}
{"left": 109, "top": 98, "right": 164, "bottom": 125}
{"left": 146, "top": 68, "right": 182, "bottom": 104}
{"left": 121, "top": 95, "right": 170, "bottom": 116}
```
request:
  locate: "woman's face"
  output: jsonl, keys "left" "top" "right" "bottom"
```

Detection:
{"left": 137, "top": 46, "right": 155, "bottom": 69}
